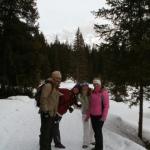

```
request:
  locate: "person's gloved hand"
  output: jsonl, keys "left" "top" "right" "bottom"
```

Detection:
{"left": 54, "top": 114, "right": 62, "bottom": 124}
{"left": 69, "top": 106, "right": 74, "bottom": 113}
{"left": 100, "top": 117, "right": 105, "bottom": 122}
{"left": 76, "top": 101, "right": 82, "bottom": 108}
{"left": 41, "top": 111, "right": 49, "bottom": 118}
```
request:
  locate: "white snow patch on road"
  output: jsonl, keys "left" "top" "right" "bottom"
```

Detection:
{"left": 0, "top": 80, "right": 149, "bottom": 150}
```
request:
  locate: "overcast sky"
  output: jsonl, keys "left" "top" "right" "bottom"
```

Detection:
{"left": 37, "top": 0, "right": 106, "bottom": 45}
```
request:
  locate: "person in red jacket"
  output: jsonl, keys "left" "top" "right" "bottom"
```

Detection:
{"left": 52, "top": 84, "right": 81, "bottom": 149}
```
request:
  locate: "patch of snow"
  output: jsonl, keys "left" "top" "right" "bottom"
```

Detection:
{"left": 0, "top": 81, "right": 149, "bottom": 150}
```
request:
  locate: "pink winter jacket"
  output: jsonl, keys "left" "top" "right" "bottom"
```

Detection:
{"left": 87, "top": 89, "right": 109, "bottom": 121}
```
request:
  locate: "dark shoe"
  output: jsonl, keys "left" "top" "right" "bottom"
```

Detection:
{"left": 55, "top": 143, "right": 66, "bottom": 149}
{"left": 82, "top": 145, "right": 88, "bottom": 149}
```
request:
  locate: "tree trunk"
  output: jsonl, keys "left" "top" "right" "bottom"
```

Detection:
{"left": 138, "top": 84, "right": 143, "bottom": 139}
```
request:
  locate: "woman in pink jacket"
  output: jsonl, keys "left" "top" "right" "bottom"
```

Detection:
{"left": 86, "top": 78, "right": 109, "bottom": 150}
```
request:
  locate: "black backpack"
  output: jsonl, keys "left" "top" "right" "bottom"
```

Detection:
{"left": 35, "top": 80, "right": 53, "bottom": 107}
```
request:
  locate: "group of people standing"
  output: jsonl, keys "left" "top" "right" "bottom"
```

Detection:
{"left": 38, "top": 70, "right": 109, "bottom": 150}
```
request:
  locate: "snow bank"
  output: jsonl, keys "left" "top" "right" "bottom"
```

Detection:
{"left": 7, "top": 95, "right": 31, "bottom": 101}
{"left": 109, "top": 100, "right": 150, "bottom": 141}
{"left": 0, "top": 96, "right": 147, "bottom": 150}
{"left": 0, "top": 80, "right": 149, "bottom": 150}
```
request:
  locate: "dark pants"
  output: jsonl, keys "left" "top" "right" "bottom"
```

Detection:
{"left": 39, "top": 114, "right": 55, "bottom": 150}
{"left": 91, "top": 115, "right": 104, "bottom": 150}
{"left": 52, "top": 117, "right": 62, "bottom": 145}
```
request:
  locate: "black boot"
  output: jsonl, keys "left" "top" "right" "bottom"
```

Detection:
{"left": 55, "top": 143, "right": 66, "bottom": 149}
{"left": 82, "top": 145, "right": 88, "bottom": 149}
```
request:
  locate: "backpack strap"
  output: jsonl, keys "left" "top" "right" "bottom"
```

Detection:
{"left": 44, "top": 79, "right": 54, "bottom": 93}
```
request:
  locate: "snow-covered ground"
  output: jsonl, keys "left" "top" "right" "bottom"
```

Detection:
{"left": 0, "top": 81, "right": 149, "bottom": 150}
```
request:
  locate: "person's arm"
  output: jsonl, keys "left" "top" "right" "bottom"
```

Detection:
{"left": 40, "top": 83, "right": 52, "bottom": 112}
{"left": 85, "top": 96, "right": 91, "bottom": 121}
{"left": 76, "top": 94, "right": 82, "bottom": 108}
{"left": 101, "top": 90, "right": 109, "bottom": 121}
{"left": 73, "top": 95, "right": 82, "bottom": 108}
{"left": 67, "top": 94, "right": 75, "bottom": 113}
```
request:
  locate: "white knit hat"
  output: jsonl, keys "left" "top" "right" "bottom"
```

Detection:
{"left": 93, "top": 79, "right": 101, "bottom": 85}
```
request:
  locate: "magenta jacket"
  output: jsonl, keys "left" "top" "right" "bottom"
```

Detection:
{"left": 87, "top": 89, "right": 109, "bottom": 121}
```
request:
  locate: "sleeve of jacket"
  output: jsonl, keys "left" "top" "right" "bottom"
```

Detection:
{"left": 40, "top": 83, "right": 52, "bottom": 112}
{"left": 102, "top": 90, "right": 110, "bottom": 121}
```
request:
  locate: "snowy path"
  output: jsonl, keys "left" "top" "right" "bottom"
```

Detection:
{"left": 0, "top": 96, "right": 148, "bottom": 150}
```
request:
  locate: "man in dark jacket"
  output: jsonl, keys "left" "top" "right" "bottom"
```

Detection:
{"left": 39, "top": 71, "right": 62, "bottom": 150}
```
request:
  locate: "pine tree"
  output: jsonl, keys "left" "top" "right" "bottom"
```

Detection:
{"left": 94, "top": 0, "right": 150, "bottom": 139}
{"left": 48, "top": 37, "right": 72, "bottom": 81}
{"left": 0, "top": 0, "right": 40, "bottom": 91}
{"left": 73, "top": 28, "right": 89, "bottom": 82}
